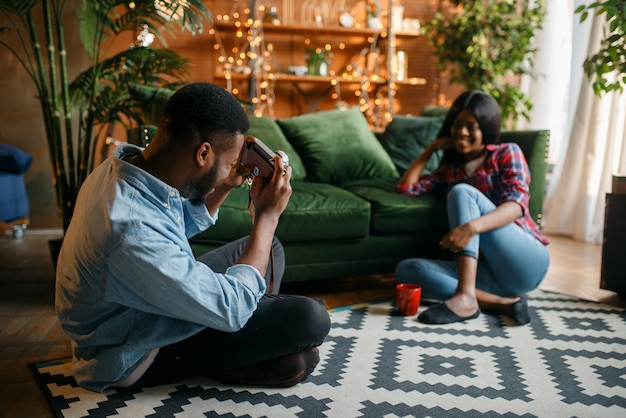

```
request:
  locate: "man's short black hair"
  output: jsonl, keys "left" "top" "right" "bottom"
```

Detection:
{"left": 158, "top": 82, "right": 250, "bottom": 153}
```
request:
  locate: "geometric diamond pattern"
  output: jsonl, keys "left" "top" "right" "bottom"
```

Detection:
{"left": 31, "top": 289, "right": 626, "bottom": 417}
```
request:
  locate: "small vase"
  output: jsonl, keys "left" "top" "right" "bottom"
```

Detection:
{"left": 367, "top": 16, "right": 381, "bottom": 30}
{"left": 307, "top": 59, "right": 329, "bottom": 76}
{"left": 304, "top": 49, "right": 333, "bottom": 76}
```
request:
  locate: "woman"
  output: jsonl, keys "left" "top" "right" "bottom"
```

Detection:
{"left": 395, "top": 91, "right": 550, "bottom": 325}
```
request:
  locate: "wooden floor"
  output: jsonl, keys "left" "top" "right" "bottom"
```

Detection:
{"left": 0, "top": 230, "right": 624, "bottom": 417}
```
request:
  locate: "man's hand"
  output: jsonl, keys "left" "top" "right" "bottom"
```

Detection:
{"left": 249, "top": 154, "right": 292, "bottom": 220}
{"left": 222, "top": 164, "right": 252, "bottom": 190}
{"left": 204, "top": 162, "right": 251, "bottom": 217}
{"left": 234, "top": 155, "right": 292, "bottom": 277}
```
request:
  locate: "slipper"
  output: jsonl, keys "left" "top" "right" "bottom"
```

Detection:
{"left": 510, "top": 295, "right": 530, "bottom": 325}
{"left": 417, "top": 302, "right": 480, "bottom": 324}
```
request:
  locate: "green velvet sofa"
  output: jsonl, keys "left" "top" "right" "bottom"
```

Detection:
{"left": 127, "top": 86, "right": 549, "bottom": 283}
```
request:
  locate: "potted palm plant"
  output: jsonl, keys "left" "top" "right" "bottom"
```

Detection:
{"left": 0, "top": 0, "right": 211, "bottom": 240}
{"left": 422, "top": 0, "right": 545, "bottom": 127}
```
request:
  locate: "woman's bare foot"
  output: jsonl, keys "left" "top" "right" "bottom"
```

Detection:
{"left": 444, "top": 293, "right": 480, "bottom": 318}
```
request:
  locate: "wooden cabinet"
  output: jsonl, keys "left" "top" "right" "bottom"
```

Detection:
{"left": 600, "top": 193, "right": 626, "bottom": 299}
{"left": 208, "top": 1, "right": 424, "bottom": 129}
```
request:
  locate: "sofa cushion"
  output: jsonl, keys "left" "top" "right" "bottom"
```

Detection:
{"left": 278, "top": 181, "right": 371, "bottom": 241}
{"left": 343, "top": 178, "right": 448, "bottom": 235}
{"left": 247, "top": 116, "right": 306, "bottom": 180}
{"left": 189, "top": 181, "right": 371, "bottom": 245}
{"left": 277, "top": 107, "right": 399, "bottom": 185}
{"left": 379, "top": 115, "right": 444, "bottom": 175}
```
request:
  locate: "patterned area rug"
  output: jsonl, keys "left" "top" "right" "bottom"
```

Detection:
{"left": 31, "top": 289, "right": 626, "bottom": 418}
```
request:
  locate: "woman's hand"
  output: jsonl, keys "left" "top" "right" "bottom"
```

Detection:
{"left": 439, "top": 222, "right": 478, "bottom": 253}
{"left": 398, "top": 136, "right": 452, "bottom": 185}
{"left": 430, "top": 136, "right": 453, "bottom": 151}
{"left": 439, "top": 202, "right": 523, "bottom": 253}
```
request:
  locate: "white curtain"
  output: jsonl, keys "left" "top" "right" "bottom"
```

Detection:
{"left": 521, "top": 0, "right": 626, "bottom": 244}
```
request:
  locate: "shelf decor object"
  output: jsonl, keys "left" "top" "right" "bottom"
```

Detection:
{"left": 366, "top": 0, "right": 382, "bottom": 29}
{"left": 304, "top": 47, "right": 334, "bottom": 76}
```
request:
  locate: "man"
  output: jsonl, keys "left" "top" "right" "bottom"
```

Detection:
{"left": 55, "top": 82, "right": 331, "bottom": 393}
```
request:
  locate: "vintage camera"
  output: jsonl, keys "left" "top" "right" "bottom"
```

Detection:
{"left": 240, "top": 136, "right": 289, "bottom": 181}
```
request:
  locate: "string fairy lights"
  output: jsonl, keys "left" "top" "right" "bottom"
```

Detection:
{"left": 209, "top": 1, "right": 388, "bottom": 127}
{"left": 211, "top": 3, "right": 277, "bottom": 117}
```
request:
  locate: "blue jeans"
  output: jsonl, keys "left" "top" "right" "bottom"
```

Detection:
{"left": 396, "top": 184, "right": 550, "bottom": 300}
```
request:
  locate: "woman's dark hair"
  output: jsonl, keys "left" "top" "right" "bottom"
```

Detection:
{"left": 157, "top": 82, "right": 250, "bottom": 154}
{"left": 439, "top": 91, "right": 501, "bottom": 163}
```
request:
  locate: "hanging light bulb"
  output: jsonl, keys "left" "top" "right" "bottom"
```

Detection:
{"left": 134, "top": 24, "right": 155, "bottom": 47}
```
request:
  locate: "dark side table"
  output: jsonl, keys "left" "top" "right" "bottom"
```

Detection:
{"left": 600, "top": 193, "right": 626, "bottom": 299}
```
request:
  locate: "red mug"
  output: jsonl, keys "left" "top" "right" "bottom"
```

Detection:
{"left": 395, "top": 283, "right": 422, "bottom": 316}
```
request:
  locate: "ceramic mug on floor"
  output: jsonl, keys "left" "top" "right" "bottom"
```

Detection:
{"left": 395, "top": 283, "right": 422, "bottom": 316}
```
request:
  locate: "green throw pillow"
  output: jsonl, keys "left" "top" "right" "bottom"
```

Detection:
{"left": 128, "top": 84, "right": 176, "bottom": 125}
{"left": 247, "top": 116, "right": 306, "bottom": 180}
{"left": 277, "top": 107, "right": 399, "bottom": 185}
{"left": 379, "top": 115, "right": 445, "bottom": 175}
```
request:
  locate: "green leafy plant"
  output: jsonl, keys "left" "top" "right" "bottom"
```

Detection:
{"left": 575, "top": 0, "right": 626, "bottom": 96}
{"left": 422, "top": 0, "right": 545, "bottom": 127}
{"left": 0, "top": 0, "right": 211, "bottom": 232}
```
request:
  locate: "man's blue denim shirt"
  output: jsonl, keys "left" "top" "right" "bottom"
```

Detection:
{"left": 55, "top": 144, "right": 266, "bottom": 392}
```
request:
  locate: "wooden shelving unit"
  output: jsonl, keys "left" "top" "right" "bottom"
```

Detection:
{"left": 214, "top": 21, "right": 421, "bottom": 39}
{"left": 209, "top": 1, "right": 425, "bottom": 128}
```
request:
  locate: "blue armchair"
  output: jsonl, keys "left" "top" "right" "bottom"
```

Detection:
{"left": 0, "top": 144, "right": 33, "bottom": 238}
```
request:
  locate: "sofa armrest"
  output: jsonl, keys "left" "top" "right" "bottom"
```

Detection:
{"left": 501, "top": 130, "right": 550, "bottom": 228}
{"left": 127, "top": 125, "right": 158, "bottom": 148}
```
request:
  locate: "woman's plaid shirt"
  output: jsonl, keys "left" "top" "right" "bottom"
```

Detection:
{"left": 396, "top": 143, "right": 549, "bottom": 245}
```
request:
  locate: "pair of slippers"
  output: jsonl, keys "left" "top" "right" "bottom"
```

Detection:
{"left": 417, "top": 295, "right": 530, "bottom": 325}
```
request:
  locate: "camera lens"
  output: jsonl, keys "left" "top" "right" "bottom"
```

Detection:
{"left": 276, "top": 150, "right": 289, "bottom": 167}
